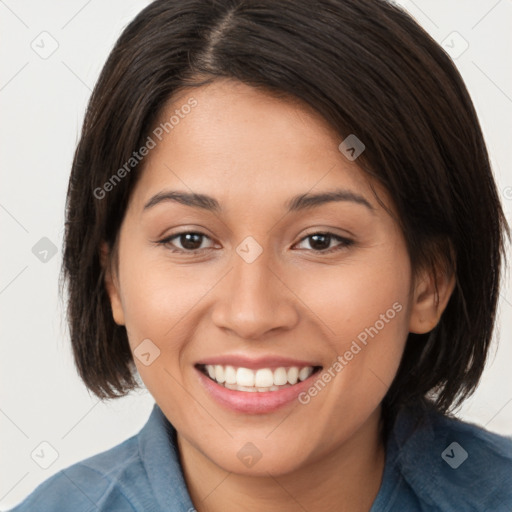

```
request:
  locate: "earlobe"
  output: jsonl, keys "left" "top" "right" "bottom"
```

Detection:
{"left": 100, "top": 241, "right": 126, "bottom": 326}
{"left": 409, "top": 265, "right": 456, "bottom": 334}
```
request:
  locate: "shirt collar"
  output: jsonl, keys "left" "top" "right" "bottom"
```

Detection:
{"left": 138, "top": 403, "right": 196, "bottom": 511}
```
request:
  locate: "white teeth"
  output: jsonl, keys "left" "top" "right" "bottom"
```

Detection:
{"left": 236, "top": 385, "right": 257, "bottom": 392}
{"left": 274, "top": 367, "right": 288, "bottom": 385}
{"left": 214, "top": 365, "right": 225, "bottom": 383}
{"left": 203, "top": 364, "right": 318, "bottom": 390}
{"left": 224, "top": 365, "right": 237, "bottom": 384}
{"left": 236, "top": 367, "right": 255, "bottom": 387}
{"left": 255, "top": 369, "right": 274, "bottom": 387}
{"left": 224, "top": 383, "right": 258, "bottom": 392}
{"left": 287, "top": 367, "right": 299, "bottom": 385}
{"left": 299, "top": 367, "right": 314, "bottom": 381}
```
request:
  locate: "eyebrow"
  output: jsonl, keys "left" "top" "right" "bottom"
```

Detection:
{"left": 143, "top": 188, "right": 375, "bottom": 214}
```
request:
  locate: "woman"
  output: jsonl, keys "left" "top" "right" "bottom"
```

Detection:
{"left": 10, "top": 0, "right": 512, "bottom": 510}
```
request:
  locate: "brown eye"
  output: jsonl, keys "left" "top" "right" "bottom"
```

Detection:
{"left": 295, "top": 232, "right": 354, "bottom": 253}
{"left": 159, "top": 232, "right": 214, "bottom": 252}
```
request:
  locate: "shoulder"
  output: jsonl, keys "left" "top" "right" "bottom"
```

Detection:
{"left": 391, "top": 404, "right": 512, "bottom": 511}
{"left": 7, "top": 434, "right": 151, "bottom": 512}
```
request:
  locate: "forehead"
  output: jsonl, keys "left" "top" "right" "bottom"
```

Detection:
{"left": 128, "top": 79, "right": 390, "bottom": 215}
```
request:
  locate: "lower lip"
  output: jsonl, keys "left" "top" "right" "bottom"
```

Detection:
{"left": 195, "top": 367, "right": 321, "bottom": 414}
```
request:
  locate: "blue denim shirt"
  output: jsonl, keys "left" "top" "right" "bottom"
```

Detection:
{"left": 7, "top": 402, "right": 512, "bottom": 511}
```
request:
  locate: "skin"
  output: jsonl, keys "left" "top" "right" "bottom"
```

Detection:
{"left": 103, "top": 78, "right": 455, "bottom": 512}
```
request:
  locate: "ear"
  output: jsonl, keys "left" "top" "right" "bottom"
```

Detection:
{"left": 409, "top": 260, "right": 456, "bottom": 334}
{"left": 100, "top": 241, "right": 125, "bottom": 326}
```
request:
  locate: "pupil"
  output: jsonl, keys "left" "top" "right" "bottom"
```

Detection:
{"left": 179, "top": 233, "right": 333, "bottom": 251}
{"left": 310, "top": 234, "right": 330, "bottom": 250}
{"left": 181, "top": 233, "right": 202, "bottom": 250}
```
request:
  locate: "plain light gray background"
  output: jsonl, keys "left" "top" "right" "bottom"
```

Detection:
{"left": 1, "top": 0, "right": 511, "bottom": 508}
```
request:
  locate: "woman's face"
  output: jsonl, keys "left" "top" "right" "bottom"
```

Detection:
{"left": 105, "top": 78, "right": 434, "bottom": 476}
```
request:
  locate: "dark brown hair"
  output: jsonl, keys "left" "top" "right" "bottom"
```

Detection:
{"left": 61, "top": 0, "right": 509, "bottom": 428}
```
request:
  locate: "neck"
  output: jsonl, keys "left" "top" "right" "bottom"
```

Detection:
{"left": 177, "top": 406, "right": 387, "bottom": 512}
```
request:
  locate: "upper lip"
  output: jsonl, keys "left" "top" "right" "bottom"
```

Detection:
{"left": 195, "top": 355, "right": 322, "bottom": 370}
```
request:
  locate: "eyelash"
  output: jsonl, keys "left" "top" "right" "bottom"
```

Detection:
{"left": 156, "top": 231, "right": 354, "bottom": 255}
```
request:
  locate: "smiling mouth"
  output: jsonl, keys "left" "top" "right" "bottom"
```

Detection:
{"left": 196, "top": 364, "right": 323, "bottom": 392}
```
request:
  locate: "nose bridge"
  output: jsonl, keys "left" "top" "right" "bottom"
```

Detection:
{"left": 232, "top": 247, "right": 274, "bottom": 303}
{"left": 211, "top": 240, "right": 298, "bottom": 338}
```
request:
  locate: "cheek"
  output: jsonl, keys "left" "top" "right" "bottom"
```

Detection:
{"left": 297, "top": 248, "right": 410, "bottom": 340}
{"left": 115, "top": 249, "right": 208, "bottom": 412}
{"left": 117, "top": 245, "right": 216, "bottom": 354}
{"left": 294, "top": 246, "right": 411, "bottom": 401}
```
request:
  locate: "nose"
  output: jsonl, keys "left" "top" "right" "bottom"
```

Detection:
{"left": 211, "top": 248, "right": 299, "bottom": 340}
